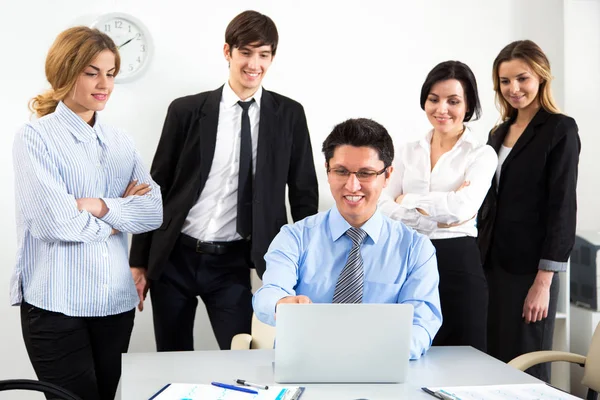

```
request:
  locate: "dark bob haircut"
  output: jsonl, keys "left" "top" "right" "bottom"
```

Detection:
{"left": 420, "top": 60, "right": 482, "bottom": 122}
{"left": 322, "top": 118, "right": 394, "bottom": 168}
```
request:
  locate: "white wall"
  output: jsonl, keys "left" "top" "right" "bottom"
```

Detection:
{"left": 564, "top": 0, "right": 600, "bottom": 396}
{"left": 564, "top": 0, "right": 600, "bottom": 233}
{"left": 0, "top": 0, "right": 580, "bottom": 396}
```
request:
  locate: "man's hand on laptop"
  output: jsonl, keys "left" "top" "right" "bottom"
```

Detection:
{"left": 277, "top": 295, "right": 312, "bottom": 306}
{"left": 275, "top": 295, "right": 312, "bottom": 318}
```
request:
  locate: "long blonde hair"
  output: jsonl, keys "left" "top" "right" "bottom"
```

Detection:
{"left": 30, "top": 26, "right": 120, "bottom": 118}
{"left": 492, "top": 40, "right": 560, "bottom": 124}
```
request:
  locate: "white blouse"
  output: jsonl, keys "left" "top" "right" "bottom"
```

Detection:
{"left": 496, "top": 145, "right": 512, "bottom": 189}
{"left": 379, "top": 128, "right": 498, "bottom": 239}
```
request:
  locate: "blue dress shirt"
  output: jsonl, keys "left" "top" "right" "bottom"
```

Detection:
{"left": 11, "top": 102, "right": 163, "bottom": 317}
{"left": 253, "top": 206, "right": 442, "bottom": 359}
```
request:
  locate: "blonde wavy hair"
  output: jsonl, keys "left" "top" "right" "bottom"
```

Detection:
{"left": 492, "top": 40, "right": 560, "bottom": 125}
{"left": 30, "top": 26, "right": 120, "bottom": 118}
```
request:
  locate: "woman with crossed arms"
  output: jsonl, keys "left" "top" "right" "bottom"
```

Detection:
{"left": 11, "top": 26, "right": 162, "bottom": 399}
{"left": 380, "top": 61, "right": 497, "bottom": 351}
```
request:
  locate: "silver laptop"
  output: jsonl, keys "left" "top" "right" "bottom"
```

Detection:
{"left": 274, "top": 303, "right": 414, "bottom": 383}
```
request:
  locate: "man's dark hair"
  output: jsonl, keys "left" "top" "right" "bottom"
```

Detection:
{"left": 225, "top": 10, "right": 279, "bottom": 56}
{"left": 420, "top": 60, "right": 482, "bottom": 122}
{"left": 322, "top": 118, "right": 394, "bottom": 168}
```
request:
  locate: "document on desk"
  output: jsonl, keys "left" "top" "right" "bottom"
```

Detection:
{"left": 422, "top": 383, "right": 580, "bottom": 400}
{"left": 148, "top": 383, "right": 304, "bottom": 400}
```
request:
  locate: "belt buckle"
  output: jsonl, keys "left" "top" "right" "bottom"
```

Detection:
{"left": 196, "top": 241, "right": 204, "bottom": 254}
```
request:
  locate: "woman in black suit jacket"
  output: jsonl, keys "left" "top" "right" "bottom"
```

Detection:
{"left": 477, "top": 40, "right": 580, "bottom": 383}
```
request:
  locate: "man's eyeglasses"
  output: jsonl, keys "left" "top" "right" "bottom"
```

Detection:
{"left": 327, "top": 167, "right": 388, "bottom": 182}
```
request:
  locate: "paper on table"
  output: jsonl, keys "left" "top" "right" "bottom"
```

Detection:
{"left": 424, "top": 383, "right": 581, "bottom": 400}
{"left": 149, "top": 383, "right": 302, "bottom": 400}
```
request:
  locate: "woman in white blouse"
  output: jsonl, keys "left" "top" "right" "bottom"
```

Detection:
{"left": 379, "top": 61, "right": 497, "bottom": 351}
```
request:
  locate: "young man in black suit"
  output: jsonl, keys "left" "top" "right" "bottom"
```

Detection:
{"left": 129, "top": 10, "right": 319, "bottom": 351}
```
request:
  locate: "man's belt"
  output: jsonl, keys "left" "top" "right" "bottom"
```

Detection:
{"left": 179, "top": 233, "right": 249, "bottom": 255}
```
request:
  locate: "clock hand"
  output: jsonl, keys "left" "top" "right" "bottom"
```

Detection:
{"left": 118, "top": 37, "right": 136, "bottom": 49}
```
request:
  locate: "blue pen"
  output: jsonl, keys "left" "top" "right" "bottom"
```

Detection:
{"left": 274, "top": 388, "right": 287, "bottom": 400}
{"left": 211, "top": 381, "right": 259, "bottom": 395}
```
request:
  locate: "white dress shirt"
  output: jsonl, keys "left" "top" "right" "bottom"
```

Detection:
{"left": 182, "top": 83, "right": 262, "bottom": 241}
{"left": 379, "top": 128, "right": 498, "bottom": 239}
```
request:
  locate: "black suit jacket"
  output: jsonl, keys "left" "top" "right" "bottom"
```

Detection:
{"left": 477, "top": 109, "right": 580, "bottom": 274}
{"left": 129, "top": 86, "right": 319, "bottom": 279}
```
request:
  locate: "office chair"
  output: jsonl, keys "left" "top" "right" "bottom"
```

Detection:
{"left": 0, "top": 379, "right": 82, "bottom": 400}
{"left": 231, "top": 313, "right": 276, "bottom": 350}
{"left": 508, "top": 322, "right": 600, "bottom": 400}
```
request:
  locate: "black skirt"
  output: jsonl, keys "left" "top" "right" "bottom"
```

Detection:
{"left": 431, "top": 236, "right": 488, "bottom": 352}
{"left": 486, "top": 255, "right": 559, "bottom": 383}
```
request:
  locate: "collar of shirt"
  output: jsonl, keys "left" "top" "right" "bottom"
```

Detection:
{"left": 328, "top": 205, "right": 383, "bottom": 244}
{"left": 419, "top": 126, "right": 477, "bottom": 151}
{"left": 55, "top": 101, "right": 106, "bottom": 144}
{"left": 222, "top": 81, "right": 263, "bottom": 109}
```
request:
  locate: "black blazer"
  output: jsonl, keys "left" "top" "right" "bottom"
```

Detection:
{"left": 477, "top": 109, "right": 580, "bottom": 274}
{"left": 129, "top": 86, "right": 319, "bottom": 279}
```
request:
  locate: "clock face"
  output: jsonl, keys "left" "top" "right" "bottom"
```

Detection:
{"left": 93, "top": 13, "right": 152, "bottom": 83}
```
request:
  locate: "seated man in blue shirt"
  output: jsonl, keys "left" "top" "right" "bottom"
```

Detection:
{"left": 253, "top": 118, "right": 442, "bottom": 359}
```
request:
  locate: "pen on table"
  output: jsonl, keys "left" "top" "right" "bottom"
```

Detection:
{"left": 421, "top": 387, "right": 460, "bottom": 400}
{"left": 288, "top": 387, "right": 304, "bottom": 400}
{"left": 211, "top": 381, "right": 258, "bottom": 394}
{"left": 235, "top": 379, "right": 269, "bottom": 390}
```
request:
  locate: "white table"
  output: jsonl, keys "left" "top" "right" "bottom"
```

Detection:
{"left": 121, "top": 347, "right": 540, "bottom": 399}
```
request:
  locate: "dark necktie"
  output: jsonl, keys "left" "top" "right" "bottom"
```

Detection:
{"left": 237, "top": 99, "right": 255, "bottom": 240}
{"left": 333, "top": 227, "right": 368, "bottom": 303}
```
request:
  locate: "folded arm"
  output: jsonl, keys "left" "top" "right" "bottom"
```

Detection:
{"left": 379, "top": 155, "right": 438, "bottom": 235}
{"left": 100, "top": 144, "right": 163, "bottom": 234}
{"left": 401, "top": 146, "right": 498, "bottom": 224}
{"left": 379, "top": 193, "right": 437, "bottom": 235}
{"left": 13, "top": 125, "right": 113, "bottom": 243}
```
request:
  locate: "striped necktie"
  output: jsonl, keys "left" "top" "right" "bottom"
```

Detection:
{"left": 333, "top": 227, "right": 367, "bottom": 304}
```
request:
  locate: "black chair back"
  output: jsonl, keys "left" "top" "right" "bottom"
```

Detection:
{"left": 0, "top": 379, "right": 82, "bottom": 400}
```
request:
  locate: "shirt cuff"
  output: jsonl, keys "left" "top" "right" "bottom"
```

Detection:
{"left": 539, "top": 259, "right": 567, "bottom": 272}
{"left": 100, "top": 198, "right": 123, "bottom": 227}
{"left": 400, "top": 193, "right": 422, "bottom": 210}
{"left": 253, "top": 289, "right": 286, "bottom": 327}
{"left": 417, "top": 216, "right": 438, "bottom": 236}
{"left": 410, "top": 324, "right": 431, "bottom": 360}
{"left": 99, "top": 220, "right": 113, "bottom": 239}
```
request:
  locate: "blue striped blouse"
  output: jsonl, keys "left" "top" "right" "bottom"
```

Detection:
{"left": 11, "top": 102, "right": 163, "bottom": 317}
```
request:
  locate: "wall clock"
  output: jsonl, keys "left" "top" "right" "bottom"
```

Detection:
{"left": 92, "top": 12, "right": 153, "bottom": 83}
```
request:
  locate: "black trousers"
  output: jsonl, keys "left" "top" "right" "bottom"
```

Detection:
{"left": 431, "top": 236, "right": 488, "bottom": 352}
{"left": 487, "top": 257, "right": 559, "bottom": 383}
{"left": 20, "top": 302, "right": 135, "bottom": 400}
{"left": 150, "top": 235, "right": 253, "bottom": 351}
